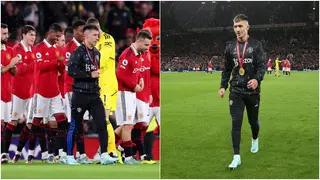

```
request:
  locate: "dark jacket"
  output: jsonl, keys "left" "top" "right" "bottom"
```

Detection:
{"left": 68, "top": 43, "right": 101, "bottom": 94}
{"left": 220, "top": 37, "right": 266, "bottom": 95}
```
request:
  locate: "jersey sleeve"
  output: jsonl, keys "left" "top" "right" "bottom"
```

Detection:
{"left": 253, "top": 42, "right": 266, "bottom": 82}
{"left": 220, "top": 43, "right": 233, "bottom": 90}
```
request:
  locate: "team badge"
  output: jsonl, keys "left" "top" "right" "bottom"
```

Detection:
{"left": 247, "top": 47, "right": 253, "bottom": 53}
{"left": 139, "top": 114, "right": 143, "bottom": 119}
{"left": 6, "top": 54, "right": 11, "bottom": 60}
{"left": 128, "top": 115, "right": 132, "bottom": 121}
{"left": 13, "top": 112, "right": 18, "bottom": 117}
{"left": 38, "top": 109, "right": 42, "bottom": 113}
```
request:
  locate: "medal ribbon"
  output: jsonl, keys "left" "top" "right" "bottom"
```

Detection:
{"left": 84, "top": 41, "right": 98, "bottom": 69}
{"left": 236, "top": 39, "right": 248, "bottom": 69}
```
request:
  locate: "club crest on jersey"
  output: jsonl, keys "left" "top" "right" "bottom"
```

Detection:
{"left": 95, "top": 55, "right": 99, "bottom": 62}
{"left": 65, "top": 52, "right": 71, "bottom": 59}
{"left": 38, "top": 109, "right": 42, "bottom": 113}
{"left": 13, "top": 112, "right": 18, "bottom": 117}
{"left": 56, "top": 51, "right": 60, "bottom": 57}
{"left": 139, "top": 114, "right": 143, "bottom": 119}
{"left": 6, "top": 54, "right": 11, "bottom": 60}
{"left": 128, "top": 115, "right": 132, "bottom": 121}
{"left": 36, "top": 52, "right": 41, "bottom": 59}
{"left": 122, "top": 59, "right": 128, "bottom": 66}
{"left": 247, "top": 47, "right": 253, "bottom": 53}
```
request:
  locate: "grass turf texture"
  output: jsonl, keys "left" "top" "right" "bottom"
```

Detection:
{"left": 1, "top": 161, "right": 159, "bottom": 179}
{"left": 161, "top": 71, "right": 319, "bottom": 179}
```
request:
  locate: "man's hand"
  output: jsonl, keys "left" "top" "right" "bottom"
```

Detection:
{"left": 149, "top": 95, "right": 153, "bottom": 104}
{"left": 134, "top": 84, "right": 142, "bottom": 92}
{"left": 9, "top": 56, "right": 21, "bottom": 68}
{"left": 91, "top": 70, "right": 100, "bottom": 78}
{"left": 219, "top": 88, "right": 226, "bottom": 98}
{"left": 247, "top": 79, "right": 258, "bottom": 89}
{"left": 139, "top": 78, "right": 144, "bottom": 91}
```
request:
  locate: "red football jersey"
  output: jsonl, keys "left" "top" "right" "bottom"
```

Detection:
{"left": 1, "top": 45, "right": 14, "bottom": 102}
{"left": 287, "top": 60, "right": 291, "bottom": 68}
{"left": 267, "top": 60, "right": 272, "bottom": 68}
{"left": 150, "top": 53, "right": 160, "bottom": 107}
{"left": 136, "top": 51, "right": 151, "bottom": 103}
{"left": 116, "top": 44, "right": 142, "bottom": 92}
{"left": 33, "top": 39, "right": 64, "bottom": 98}
{"left": 283, "top": 60, "right": 287, "bottom": 68}
{"left": 208, "top": 62, "right": 213, "bottom": 68}
{"left": 63, "top": 38, "right": 81, "bottom": 94}
{"left": 12, "top": 41, "right": 35, "bottom": 99}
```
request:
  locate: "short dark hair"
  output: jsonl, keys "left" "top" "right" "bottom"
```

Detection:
{"left": 86, "top": 17, "right": 100, "bottom": 25}
{"left": 83, "top": 24, "right": 99, "bottom": 32}
{"left": 21, "top": 25, "right": 36, "bottom": 35}
{"left": 233, "top": 14, "right": 248, "bottom": 23}
{"left": 64, "top": 27, "right": 73, "bottom": 35}
{"left": 49, "top": 23, "right": 63, "bottom": 32}
{"left": 1, "top": 23, "right": 8, "bottom": 29}
{"left": 72, "top": 20, "right": 86, "bottom": 30}
{"left": 136, "top": 29, "right": 152, "bottom": 40}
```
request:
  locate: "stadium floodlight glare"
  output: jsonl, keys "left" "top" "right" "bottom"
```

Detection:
{"left": 202, "top": 2, "right": 205, "bottom": 4}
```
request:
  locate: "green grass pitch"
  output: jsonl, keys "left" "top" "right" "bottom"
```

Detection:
{"left": 1, "top": 161, "right": 159, "bottom": 179}
{"left": 161, "top": 71, "right": 319, "bottom": 179}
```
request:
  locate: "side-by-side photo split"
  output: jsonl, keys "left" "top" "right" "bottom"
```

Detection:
{"left": 1, "top": 1, "right": 319, "bottom": 180}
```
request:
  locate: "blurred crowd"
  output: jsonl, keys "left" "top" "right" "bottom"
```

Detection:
{"left": 1, "top": 1, "right": 159, "bottom": 60}
{"left": 162, "top": 1, "right": 318, "bottom": 30}
{"left": 162, "top": 27, "right": 319, "bottom": 71}
{"left": 1, "top": 1, "right": 159, "bottom": 134}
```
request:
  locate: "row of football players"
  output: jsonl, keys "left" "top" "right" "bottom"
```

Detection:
{"left": 266, "top": 57, "right": 291, "bottom": 76}
{"left": 1, "top": 18, "right": 160, "bottom": 165}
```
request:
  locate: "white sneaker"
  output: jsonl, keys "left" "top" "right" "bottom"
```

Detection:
{"left": 228, "top": 155, "right": 241, "bottom": 169}
{"left": 251, "top": 138, "right": 259, "bottom": 153}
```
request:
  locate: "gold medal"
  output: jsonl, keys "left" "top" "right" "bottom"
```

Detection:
{"left": 239, "top": 68, "right": 245, "bottom": 76}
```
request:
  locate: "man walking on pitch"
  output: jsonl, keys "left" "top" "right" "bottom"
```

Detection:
{"left": 218, "top": 14, "right": 266, "bottom": 169}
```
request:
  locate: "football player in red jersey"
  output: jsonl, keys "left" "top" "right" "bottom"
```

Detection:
{"left": 1, "top": 23, "right": 20, "bottom": 164}
{"left": 267, "top": 58, "right": 272, "bottom": 75}
{"left": 282, "top": 59, "right": 287, "bottom": 76}
{"left": 286, "top": 57, "right": 291, "bottom": 76}
{"left": 114, "top": 29, "right": 151, "bottom": 164}
{"left": 208, "top": 61, "right": 213, "bottom": 74}
{"left": 3, "top": 25, "right": 43, "bottom": 164}
{"left": 29, "top": 23, "right": 67, "bottom": 163}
